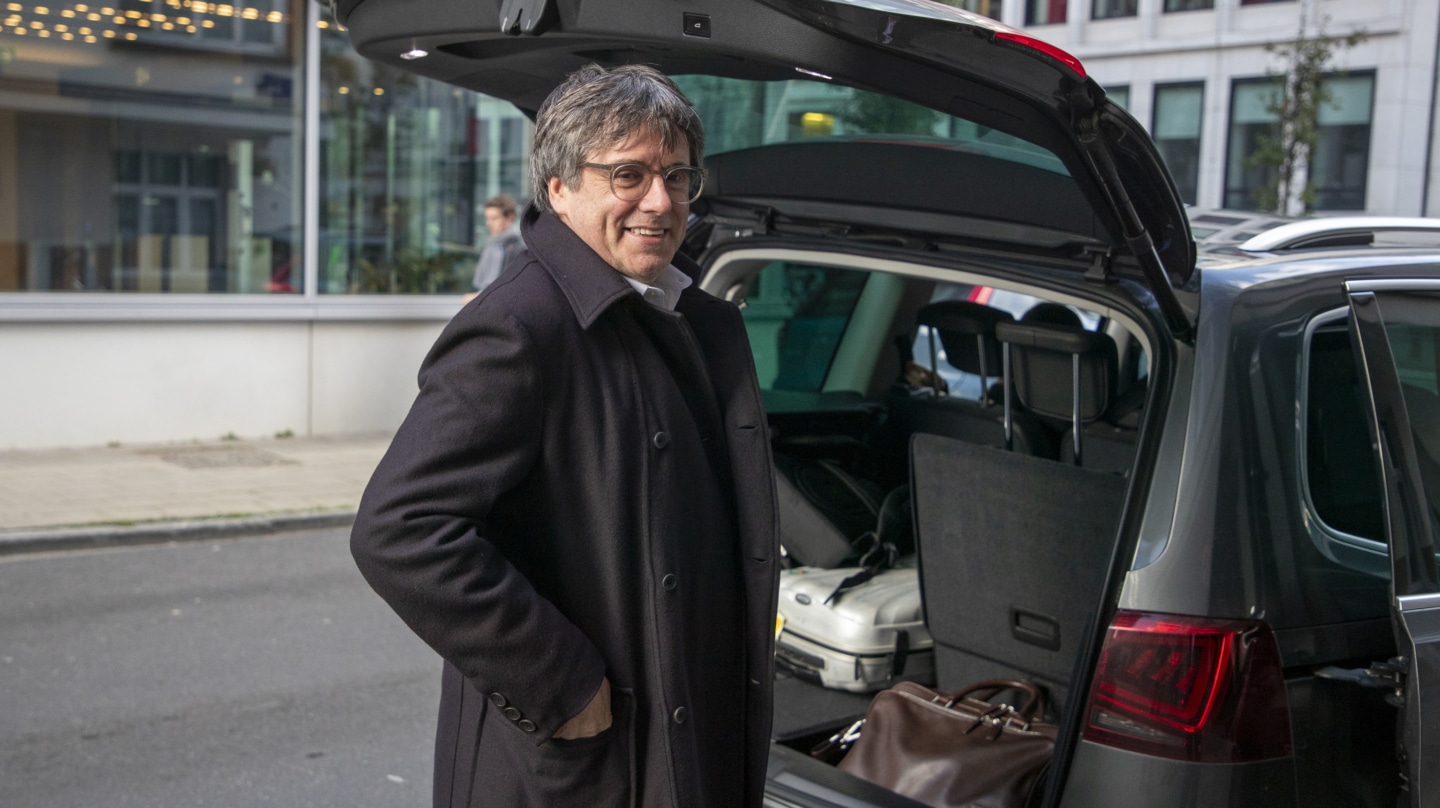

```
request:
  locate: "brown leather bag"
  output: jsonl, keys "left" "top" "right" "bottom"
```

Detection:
{"left": 836, "top": 679, "right": 1057, "bottom": 808}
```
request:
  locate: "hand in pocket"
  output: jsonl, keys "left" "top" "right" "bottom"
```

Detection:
{"left": 554, "top": 676, "right": 612, "bottom": 740}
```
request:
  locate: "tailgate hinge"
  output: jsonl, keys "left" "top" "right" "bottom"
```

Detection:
{"left": 1314, "top": 655, "right": 1407, "bottom": 708}
{"left": 1082, "top": 246, "right": 1115, "bottom": 284}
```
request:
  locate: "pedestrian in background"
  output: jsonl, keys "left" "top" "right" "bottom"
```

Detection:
{"left": 350, "top": 63, "right": 780, "bottom": 808}
{"left": 469, "top": 193, "right": 524, "bottom": 297}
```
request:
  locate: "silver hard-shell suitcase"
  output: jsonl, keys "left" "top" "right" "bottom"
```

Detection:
{"left": 775, "top": 562, "right": 935, "bottom": 693}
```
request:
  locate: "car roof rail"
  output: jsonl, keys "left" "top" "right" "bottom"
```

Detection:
{"left": 1239, "top": 216, "right": 1440, "bottom": 252}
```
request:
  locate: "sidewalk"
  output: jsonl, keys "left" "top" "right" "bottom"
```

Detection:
{"left": 0, "top": 434, "right": 392, "bottom": 555}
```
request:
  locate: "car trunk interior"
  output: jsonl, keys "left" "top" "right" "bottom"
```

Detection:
{"left": 698, "top": 240, "right": 1152, "bottom": 799}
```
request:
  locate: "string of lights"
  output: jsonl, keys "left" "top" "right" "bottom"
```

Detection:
{"left": 0, "top": 0, "right": 372, "bottom": 97}
{"left": 0, "top": 0, "right": 320, "bottom": 42}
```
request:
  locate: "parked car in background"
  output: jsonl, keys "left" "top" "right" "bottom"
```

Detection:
{"left": 333, "top": 0, "right": 1440, "bottom": 804}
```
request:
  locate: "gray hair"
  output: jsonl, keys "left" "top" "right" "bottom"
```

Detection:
{"left": 529, "top": 64, "right": 705, "bottom": 213}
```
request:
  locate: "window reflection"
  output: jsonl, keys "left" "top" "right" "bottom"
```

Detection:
{"left": 673, "top": 76, "right": 1066, "bottom": 173}
{"left": 0, "top": 0, "right": 302, "bottom": 293}
{"left": 318, "top": 27, "right": 532, "bottom": 294}
{"left": 0, "top": 0, "right": 540, "bottom": 295}
{"left": 1375, "top": 292, "right": 1440, "bottom": 569}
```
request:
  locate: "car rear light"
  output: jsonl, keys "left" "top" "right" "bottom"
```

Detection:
{"left": 1081, "top": 610, "right": 1293, "bottom": 763}
{"left": 966, "top": 286, "right": 993, "bottom": 305}
{"left": 993, "top": 32, "right": 1086, "bottom": 80}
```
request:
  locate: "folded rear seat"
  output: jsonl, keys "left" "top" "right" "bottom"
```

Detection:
{"left": 911, "top": 433, "right": 1126, "bottom": 710}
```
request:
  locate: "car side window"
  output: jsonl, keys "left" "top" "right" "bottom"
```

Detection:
{"left": 1302, "top": 314, "right": 1387, "bottom": 570}
{"left": 741, "top": 262, "right": 870, "bottom": 392}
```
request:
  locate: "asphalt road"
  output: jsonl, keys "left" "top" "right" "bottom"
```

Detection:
{"left": 0, "top": 527, "right": 440, "bottom": 808}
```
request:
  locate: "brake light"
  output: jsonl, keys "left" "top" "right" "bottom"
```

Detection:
{"left": 1082, "top": 611, "right": 1292, "bottom": 763}
{"left": 994, "top": 32, "right": 1086, "bottom": 80}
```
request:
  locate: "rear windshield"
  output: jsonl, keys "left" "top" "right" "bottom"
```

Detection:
{"left": 671, "top": 76, "right": 1069, "bottom": 175}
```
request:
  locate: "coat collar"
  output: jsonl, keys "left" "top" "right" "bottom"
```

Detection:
{"left": 520, "top": 203, "right": 706, "bottom": 329}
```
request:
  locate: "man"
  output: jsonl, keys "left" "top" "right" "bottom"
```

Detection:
{"left": 351, "top": 63, "right": 779, "bottom": 808}
{"left": 470, "top": 193, "right": 524, "bottom": 294}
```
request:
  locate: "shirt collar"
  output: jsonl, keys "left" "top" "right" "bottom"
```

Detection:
{"left": 623, "top": 264, "right": 693, "bottom": 312}
{"left": 519, "top": 204, "right": 704, "bottom": 328}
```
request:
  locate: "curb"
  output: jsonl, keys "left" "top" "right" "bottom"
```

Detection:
{"left": 0, "top": 511, "right": 357, "bottom": 557}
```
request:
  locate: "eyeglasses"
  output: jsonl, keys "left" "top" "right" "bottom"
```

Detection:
{"left": 581, "top": 162, "right": 707, "bottom": 204}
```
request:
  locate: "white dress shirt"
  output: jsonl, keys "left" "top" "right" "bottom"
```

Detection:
{"left": 623, "top": 263, "right": 693, "bottom": 312}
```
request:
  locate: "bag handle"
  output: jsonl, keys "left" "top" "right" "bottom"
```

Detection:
{"left": 938, "top": 679, "right": 1046, "bottom": 723}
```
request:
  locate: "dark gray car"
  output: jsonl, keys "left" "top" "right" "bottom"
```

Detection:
{"left": 332, "top": 1, "right": 1439, "bottom": 805}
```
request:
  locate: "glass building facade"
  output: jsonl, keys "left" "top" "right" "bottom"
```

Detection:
{"left": 0, "top": 0, "right": 533, "bottom": 296}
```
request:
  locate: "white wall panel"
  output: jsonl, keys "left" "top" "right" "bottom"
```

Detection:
{"left": 310, "top": 321, "right": 447, "bottom": 437}
{"left": 0, "top": 322, "right": 309, "bottom": 449}
{"left": 0, "top": 319, "right": 447, "bottom": 450}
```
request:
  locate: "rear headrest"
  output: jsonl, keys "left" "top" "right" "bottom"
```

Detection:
{"left": 995, "top": 320, "right": 1118, "bottom": 423}
{"left": 916, "top": 301, "right": 1014, "bottom": 376}
{"left": 1020, "top": 302, "right": 1083, "bottom": 328}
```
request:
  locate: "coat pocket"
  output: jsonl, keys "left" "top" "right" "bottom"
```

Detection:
{"left": 474, "top": 686, "right": 637, "bottom": 808}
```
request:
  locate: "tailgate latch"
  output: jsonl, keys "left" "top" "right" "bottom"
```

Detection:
{"left": 499, "top": 0, "right": 556, "bottom": 36}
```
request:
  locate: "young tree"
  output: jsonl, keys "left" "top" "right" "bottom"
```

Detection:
{"left": 1247, "top": 11, "right": 1366, "bottom": 214}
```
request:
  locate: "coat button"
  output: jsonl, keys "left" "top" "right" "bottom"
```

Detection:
{"left": 653, "top": 431, "right": 669, "bottom": 449}
{"left": 503, "top": 707, "right": 521, "bottom": 722}
{"left": 662, "top": 573, "right": 678, "bottom": 591}
{"left": 673, "top": 706, "right": 688, "bottom": 724}
{"left": 517, "top": 719, "right": 537, "bottom": 733}
{"left": 489, "top": 692, "right": 507, "bottom": 708}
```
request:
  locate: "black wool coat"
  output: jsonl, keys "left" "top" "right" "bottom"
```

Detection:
{"left": 351, "top": 208, "right": 780, "bottom": 808}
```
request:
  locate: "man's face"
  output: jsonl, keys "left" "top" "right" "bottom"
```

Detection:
{"left": 484, "top": 207, "right": 514, "bottom": 238}
{"left": 548, "top": 131, "right": 689, "bottom": 285}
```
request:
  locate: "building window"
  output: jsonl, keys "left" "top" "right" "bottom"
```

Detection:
{"left": 1224, "top": 74, "right": 1373, "bottom": 212}
{"left": 1153, "top": 83, "right": 1204, "bottom": 205}
{"left": 1026, "top": 0, "right": 1066, "bottom": 25}
{"left": 1239, "top": 0, "right": 1293, "bottom": 5}
{"left": 113, "top": 150, "right": 230, "bottom": 292}
{"left": 1225, "top": 79, "right": 1278, "bottom": 209}
{"left": 1164, "top": 0, "right": 1214, "bottom": 10}
{"left": 0, "top": 0, "right": 304, "bottom": 294}
{"left": 1107, "top": 86, "right": 1130, "bottom": 111}
{"left": 1310, "top": 74, "right": 1374, "bottom": 211}
{"left": 1092, "top": 0, "right": 1138, "bottom": 19}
